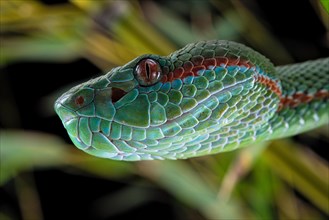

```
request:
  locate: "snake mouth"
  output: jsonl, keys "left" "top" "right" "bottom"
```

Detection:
{"left": 54, "top": 101, "right": 78, "bottom": 123}
{"left": 54, "top": 101, "right": 86, "bottom": 149}
{"left": 54, "top": 95, "right": 121, "bottom": 157}
{"left": 63, "top": 116, "right": 149, "bottom": 160}
{"left": 55, "top": 100, "right": 133, "bottom": 159}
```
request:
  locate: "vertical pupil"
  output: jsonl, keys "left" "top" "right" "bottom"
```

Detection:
{"left": 135, "top": 58, "right": 161, "bottom": 86}
{"left": 145, "top": 62, "right": 151, "bottom": 79}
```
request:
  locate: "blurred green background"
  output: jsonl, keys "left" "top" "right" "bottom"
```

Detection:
{"left": 1, "top": 0, "right": 328, "bottom": 220}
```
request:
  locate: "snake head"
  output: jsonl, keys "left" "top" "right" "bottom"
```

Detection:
{"left": 54, "top": 54, "right": 173, "bottom": 159}
{"left": 55, "top": 40, "right": 281, "bottom": 160}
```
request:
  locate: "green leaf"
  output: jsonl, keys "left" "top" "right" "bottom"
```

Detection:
{"left": 137, "top": 160, "right": 248, "bottom": 219}
{"left": 0, "top": 130, "right": 133, "bottom": 185}
{"left": 1, "top": 130, "right": 72, "bottom": 184}
{"left": 264, "top": 139, "right": 329, "bottom": 214}
{"left": 320, "top": 0, "right": 329, "bottom": 13}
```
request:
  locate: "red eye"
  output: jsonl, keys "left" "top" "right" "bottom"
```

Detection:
{"left": 75, "top": 96, "right": 84, "bottom": 106}
{"left": 135, "top": 58, "right": 162, "bottom": 86}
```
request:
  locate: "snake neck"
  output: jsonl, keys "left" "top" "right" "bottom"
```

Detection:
{"left": 264, "top": 57, "right": 329, "bottom": 140}
{"left": 277, "top": 58, "right": 329, "bottom": 110}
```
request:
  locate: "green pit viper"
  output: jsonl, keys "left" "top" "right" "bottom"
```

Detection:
{"left": 55, "top": 40, "right": 329, "bottom": 161}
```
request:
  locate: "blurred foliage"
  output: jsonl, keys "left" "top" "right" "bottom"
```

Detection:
{"left": 321, "top": 0, "right": 329, "bottom": 13}
{"left": 1, "top": 0, "right": 329, "bottom": 220}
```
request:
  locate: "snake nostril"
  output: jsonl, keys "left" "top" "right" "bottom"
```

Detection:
{"left": 75, "top": 95, "right": 85, "bottom": 106}
{"left": 111, "top": 88, "right": 127, "bottom": 103}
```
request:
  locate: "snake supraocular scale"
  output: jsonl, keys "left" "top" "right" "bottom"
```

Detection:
{"left": 55, "top": 40, "right": 329, "bottom": 161}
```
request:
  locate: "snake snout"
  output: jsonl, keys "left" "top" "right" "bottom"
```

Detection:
{"left": 54, "top": 100, "right": 77, "bottom": 123}
{"left": 55, "top": 86, "right": 95, "bottom": 115}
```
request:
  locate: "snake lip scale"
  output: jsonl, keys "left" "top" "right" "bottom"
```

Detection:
{"left": 55, "top": 40, "right": 329, "bottom": 161}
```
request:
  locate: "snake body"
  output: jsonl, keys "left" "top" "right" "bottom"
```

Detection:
{"left": 55, "top": 40, "right": 329, "bottom": 161}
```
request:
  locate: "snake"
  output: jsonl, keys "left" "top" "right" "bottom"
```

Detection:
{"left": 54, "top": 40, "right": 329, "bottom": 161}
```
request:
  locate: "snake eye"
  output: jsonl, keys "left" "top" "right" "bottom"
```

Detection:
{"left": 135, "top": 58, "right": 162, "bottom": 86}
